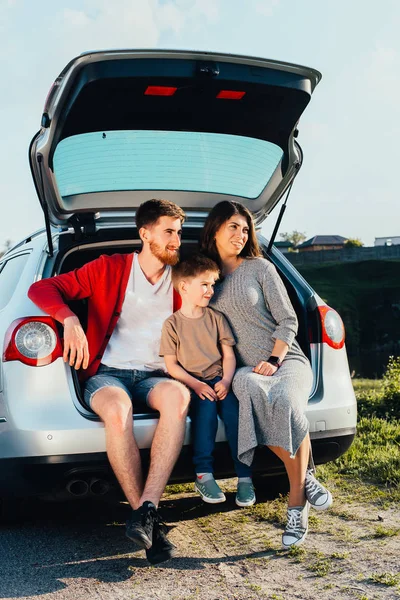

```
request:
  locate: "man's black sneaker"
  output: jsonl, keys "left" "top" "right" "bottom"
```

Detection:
{"left": 126, "top": 501, "right": 158, "bottom": 549}
{"left": 146, "top": 518, "right": 177, "bottom": 565}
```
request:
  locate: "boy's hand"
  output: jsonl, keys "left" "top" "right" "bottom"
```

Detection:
{"left": 214, "top": 379, "right": 230, "bottom": 400}
{"left": 193, "top": 381, "right": 218, "bottom": 401}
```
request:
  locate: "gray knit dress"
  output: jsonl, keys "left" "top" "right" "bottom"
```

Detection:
{"left": 210, "top": 257, "right": 313, "bottom": 466}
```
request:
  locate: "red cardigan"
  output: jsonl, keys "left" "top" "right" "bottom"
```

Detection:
{"left": 28, "top": 253, "right": 181, "bottom": 381}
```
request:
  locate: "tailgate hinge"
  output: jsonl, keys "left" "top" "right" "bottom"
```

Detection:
{"left": 68, "top": 214, "right": 97, "bottom": 241}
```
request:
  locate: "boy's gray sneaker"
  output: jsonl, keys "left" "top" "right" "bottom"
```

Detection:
{"left": 305, "top": 469, "right": 333, "bottom": 511}
{"left": 282, "top": 502, "right": 310, "bottom": 549}
{"left": 195, "top": 476, "right": 226, "bottom": 504}
{"left": 235, "top": 481, "right": 256, "bottom": 507}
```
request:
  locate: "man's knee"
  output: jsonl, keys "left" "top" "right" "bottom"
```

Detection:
{"left": 149, "top": 380, "right": 190, "bottom": 418}
{"left": 91, "top": 386, "right": 133, "bottom": 431}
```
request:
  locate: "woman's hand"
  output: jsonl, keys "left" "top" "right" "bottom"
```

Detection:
{"left": 214, "top": 379, "right": 230, "bottom": 400}
{"left": 252, "top": 361, "right": 278, "bottom": 376}
{"left": 193, "top": 381, "right": 218, "bottom": 401}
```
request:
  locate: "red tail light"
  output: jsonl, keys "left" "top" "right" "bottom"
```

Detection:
{"left": 317, "top": 306, "right": 345, "bottom": 349}
{"left": 144, "top": 86, "right": 177, "bottom": 96}
{"left": 3, "top": 317, "right": 63, "bottom": 367}
{"left": 217, "top": 90, "right": 246, "bottom": 100}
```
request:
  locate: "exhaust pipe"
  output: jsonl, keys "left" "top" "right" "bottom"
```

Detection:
{"left": 66, "top": 479, "right": 90, "bottom": 497}
{"left": 89, "top": 478, "right": 111, "bottom": 496}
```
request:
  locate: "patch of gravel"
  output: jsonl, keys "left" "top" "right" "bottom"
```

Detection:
{"left": 1, "top": 479, "right": 399, "bottom": 600}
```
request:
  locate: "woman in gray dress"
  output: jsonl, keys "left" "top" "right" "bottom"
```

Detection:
{"left": 200, "top": 200, "right": 333, "bottom": 549}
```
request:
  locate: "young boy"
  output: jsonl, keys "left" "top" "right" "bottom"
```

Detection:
{"left": 159, "top": 253, "right": 255, "bottom": 507}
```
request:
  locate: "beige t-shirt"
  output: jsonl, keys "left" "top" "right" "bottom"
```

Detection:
{"left": 160, "top": 307, "right": 235, "bottom": 380}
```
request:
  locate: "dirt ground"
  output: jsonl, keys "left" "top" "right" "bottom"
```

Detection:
{"left": 133, "top": 479, "right": 400, "bottom": 600}
{"left": 1, "top": 477, "right": 399, "bottom": 600}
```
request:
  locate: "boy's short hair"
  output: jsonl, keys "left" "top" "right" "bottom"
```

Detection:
{"left": 171, "top": 253, "right": 220, "bottom": 290}
{"left": 135, "top": 199, "right": 186, "bottom": 230}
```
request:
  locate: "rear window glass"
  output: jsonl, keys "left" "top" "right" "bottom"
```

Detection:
{"left": 0, "top": 254, "right": 29, "bottom": 311}
{"left": 53, "top": 131, "right": 283, "bottom": 199}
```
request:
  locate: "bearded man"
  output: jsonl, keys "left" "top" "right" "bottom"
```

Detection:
{"left": 28, "top": 199, "right": 189, "bottom": 565}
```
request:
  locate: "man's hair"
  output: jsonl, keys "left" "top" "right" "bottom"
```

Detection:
{"left": 171, "top": 253, "right": 220, "bottom": 290}
{"left": 135, "top": 199, "right": 186, "bottom": 230}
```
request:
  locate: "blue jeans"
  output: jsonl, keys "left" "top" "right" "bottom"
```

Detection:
{"left": 189, "top": 376, "right": 252, "bottom": 477}
{"left": 83, "top": 364, "right": 169, "bottom": 410}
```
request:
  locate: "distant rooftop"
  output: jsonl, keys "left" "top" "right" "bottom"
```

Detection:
{"left": 298, "top": 235, "right": 347, "bottom": 248}
{"left": 374, "top": 235, "right": 400, "bottom": 246}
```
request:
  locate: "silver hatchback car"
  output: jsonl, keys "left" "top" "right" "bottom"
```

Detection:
{"left": 0, "top": 50, "right": 356, "bottom": 514}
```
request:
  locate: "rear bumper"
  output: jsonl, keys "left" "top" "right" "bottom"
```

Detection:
{"left": 0, "top": 430, "right": 355, "bottom": 498}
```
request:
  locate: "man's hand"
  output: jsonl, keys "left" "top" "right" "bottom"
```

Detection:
{"left": 193, "top": 381, "right": 218, "bottom": 401}
{"left": 63, "top": 316, "right": 90, "bottom": 370}
{"left": 214, "top": 379, "right": 230, "bottom": 400}
{"left": 252, "top": 361, "right": 278, "bottom": 376}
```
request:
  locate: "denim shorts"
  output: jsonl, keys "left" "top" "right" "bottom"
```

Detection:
{"left": 83, "top": 363, "right": 170, "bottom": 411}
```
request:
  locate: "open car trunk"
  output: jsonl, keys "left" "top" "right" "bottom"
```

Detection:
{"left": 30, "top": 50, "right": 321, "bottom": 253}
{"left": 55, "top": 227, "right": 313, "bottom": 415}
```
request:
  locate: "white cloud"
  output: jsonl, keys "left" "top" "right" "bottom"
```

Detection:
{"left": 156, "top": 2, "right": 186, "bottom": 34}
{"left": 193, "top": 0, "right": 219, "bottom": 23}
{"left": 54, "top": 0, "right": 160, "bottom": 53}
{"left": 365, "top": 44, "right": 400, "bottom": 109}
{"left": 62, "top": 9, "right": 92, "bottom": 28}
{"left": 173, "top": 0, "right": 219, "bottom": 23}
{"left": 255, "top": 0, "right": 280, "bottom": 17}
{"left": 48, "top": 0, "right": 222, "bottom": 57}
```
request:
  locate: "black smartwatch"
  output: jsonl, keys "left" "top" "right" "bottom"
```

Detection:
{"left": 266, "top": 355, "right": 282, "bottom": 369}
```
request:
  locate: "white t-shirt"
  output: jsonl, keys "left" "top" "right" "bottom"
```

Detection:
{"left": 102, "top": 255, "right": 173, "bottom": 371}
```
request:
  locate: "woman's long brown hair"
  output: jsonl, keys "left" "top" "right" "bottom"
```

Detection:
{"left": 200, "top": 201, "right": 262, "bottom": 267}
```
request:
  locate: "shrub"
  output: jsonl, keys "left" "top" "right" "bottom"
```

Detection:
{"left": 357, "top": 357, "right": 400, "bottom": 420}
{"left": 344, "top": 238, "right": 364, "bottom": 248}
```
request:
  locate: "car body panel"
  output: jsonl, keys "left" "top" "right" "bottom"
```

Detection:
{"left": 1, "top": 232, "right": 356, "bottom": 467}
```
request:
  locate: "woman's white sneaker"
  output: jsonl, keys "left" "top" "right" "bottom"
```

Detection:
{"left": 282, "top": 502, "right": 309, "bottom": 549}
{"left": 305, "top": 469, "right": 333, "bottom": 511}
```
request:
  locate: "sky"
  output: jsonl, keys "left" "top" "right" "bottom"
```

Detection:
{"left": 1, "top": 0, "right": 399, "bottom": 251}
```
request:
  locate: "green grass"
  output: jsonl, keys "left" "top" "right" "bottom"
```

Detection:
{"left": 165, "top": 483, "right": 193, "bottom": 494}
{"left": 331, "top": 552, "right": 350, "bottom": 559}
{"left": 373, "top": 525, "right": 399, "bottom": 538}
{"left": 320, "top": 364, "right": 400, "bottom": 490}
{"left": 287, "top": 546, "right": 306, "bottom": 562}
{"left": 245, "top": 496, "right": 287, "bottom": 525}
{"left": 352, "top": 378, "right": 384, "bottom": 393}
{"left": 306, "top": 552, "right": 333, "bottom": 577}
{"left": 332, "top": 416, "right": 400, "bottom": 486}
{"left": 368, "top": 572, "right": 400, "bottom": 587}
{"left": 314, "top": 364, "right": 400, "bottom": 510}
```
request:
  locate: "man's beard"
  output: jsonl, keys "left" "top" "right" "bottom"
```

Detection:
{"left": 149, "top": 241, "right": 180, "bottom": 266}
